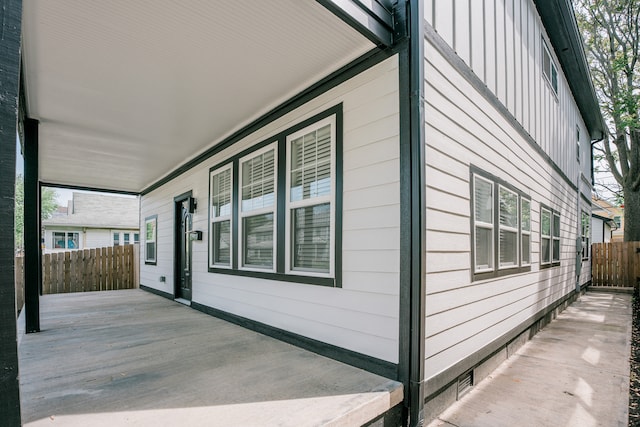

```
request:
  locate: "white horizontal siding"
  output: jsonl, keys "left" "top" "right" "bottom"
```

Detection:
{"left": 424, "top": 37, "right": 588, "bottom": 382}
{"left": 140, "top": 56, "right": 401, "bottom": 363}
{"left": 426, "top": 0, "right": 593, "bottom": 185}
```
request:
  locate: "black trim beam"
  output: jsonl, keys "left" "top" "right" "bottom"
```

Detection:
{"left": 39, "top": 181, "right": 139, "bottom": 196}
{"left": 0, "top": 0, "right": 23, "bottom": 424}
{"left": 317, "top": 0, "right": 394, "bottom": 47}
{"left": 24, "top": 118, "right": 40, "bottom": 333}
{"left": 397, "top": 0, "right": 426, "bottom": 426}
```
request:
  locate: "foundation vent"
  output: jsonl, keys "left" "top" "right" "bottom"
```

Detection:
{"left": 457, "top": 370, "right": 473, "bottom": 399}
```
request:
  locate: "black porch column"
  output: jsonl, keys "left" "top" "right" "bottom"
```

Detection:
{"left": 24, "top": 118, "right": 40, "bottom": 333}
{"left": 0, "top": 0, "right": 24, "bottom": 425}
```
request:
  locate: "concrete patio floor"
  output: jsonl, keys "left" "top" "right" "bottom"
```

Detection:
{"left": 18, "top": 290, "right": 402, "bottom": 426}
{"left": 426, "top": 291, "right": 632, "bottom": 427}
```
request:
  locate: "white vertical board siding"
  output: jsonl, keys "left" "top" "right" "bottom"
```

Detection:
{"left": 428, "top": 0, "right": 588, "bottom": 183}
{"left": 140, "top": 57, "right": 400, "bottom": 363}
{"left": 424, "top": 37, "right": 586, "bottom": 380}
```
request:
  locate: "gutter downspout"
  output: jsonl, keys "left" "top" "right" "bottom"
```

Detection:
{"left": 397, "top": 0, "right": 426, "bottom": 425}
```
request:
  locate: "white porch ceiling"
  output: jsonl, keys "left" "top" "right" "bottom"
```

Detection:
{"left": 22, "top": 0, "right": 374, "bottom": 193}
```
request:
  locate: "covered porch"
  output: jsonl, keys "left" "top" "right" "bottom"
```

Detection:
{"left": 18, "top": 290, "right": 403, "bottom": 426}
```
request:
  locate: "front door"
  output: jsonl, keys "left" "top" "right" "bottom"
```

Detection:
{"left": 176, "top": 198, "right": 192, "bottom": 301}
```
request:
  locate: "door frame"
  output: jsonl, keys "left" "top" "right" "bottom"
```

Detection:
{"left": 173, "top": 190, "right": 193, "bottom": 300}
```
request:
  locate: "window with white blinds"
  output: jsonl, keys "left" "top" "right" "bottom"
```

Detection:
{"left": 471, "top": 167, "right": 531, "bottom": 280}
{"left": 499, "top": 186, "right": 518, "bottom": 268}
{"left": 239, "top": 144, "right": 276, "bottom": 269}
{"left": 473, "top": 175, "right": 494, "bottom": 273}
{"left": 207, "top": 106, "right": 341, "bottom": 287}
{"left": 287, "top": 117, "right": 335, "bottom": 275}
{"left": 210, "top": 165, "right": 232, "bottom": 267}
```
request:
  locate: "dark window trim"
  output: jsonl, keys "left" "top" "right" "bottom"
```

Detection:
{"left": 539, "top": 203, "right": 561, "bottom": 268}
{"left": 207, "top": 104, "right": 343, "bottom": 288}
{"left": 470, "top": 165, "right": 532, "bottom": 281}
{"left": 541, "top": 38, "right": 559, "bottom": 97}
{"left": 144, "top": 214, "right": 158, "bottom": 265}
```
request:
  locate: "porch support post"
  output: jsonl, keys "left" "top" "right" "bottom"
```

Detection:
{"left": 24, "top": 118, "right": 40, "bottom": 333}
{"left": 0, "top": 0, "right": 24, "bottom": 424}
{"left": 397, "top": 0, "right": 426, "bottom": 426}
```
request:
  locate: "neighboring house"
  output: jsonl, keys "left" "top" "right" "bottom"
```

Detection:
{"left": 10, "top": 1, "right": 605, "bottom": 426}
{"left": 591, "top": 213, "right": 616, "bottom": 244}
{"left": 593, "top": 197, "right": 624, "bottom": 241}
{"left": 42, "top": 192, "right": 140, "bottom": 252}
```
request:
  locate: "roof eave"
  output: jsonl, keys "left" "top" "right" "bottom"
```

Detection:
{"left": 534, "top": 0, "right": 606, "bottom": 140}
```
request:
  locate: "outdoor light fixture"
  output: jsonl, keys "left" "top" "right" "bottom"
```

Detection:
{"left": 189, "top": 230, "right": 203, "bottom": 241}
{"left": 188, "top": 197, "right": 197, "bottom": 213}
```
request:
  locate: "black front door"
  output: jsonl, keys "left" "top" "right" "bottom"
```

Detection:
{"left": 177, "top": 198, "right": 192, "bottom": 301}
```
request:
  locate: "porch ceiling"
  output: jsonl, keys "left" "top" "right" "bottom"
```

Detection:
{"left": 21, "top": 0, "right": 374, "bottom": 193}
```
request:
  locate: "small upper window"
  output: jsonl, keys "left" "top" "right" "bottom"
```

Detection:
{"left": 542, "top": 40, "right": 558, "bottom": 94}
{"left": 576, "top": 127, "right": 581, "bottom": 163}
{"left": 113, "top": 232, "right": 120, "bottom": 246}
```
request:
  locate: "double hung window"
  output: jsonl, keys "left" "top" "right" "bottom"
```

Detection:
{"left": 581, "top": 211, "right": 590, "bottom": 259}
{"left": 144, "top": 216, "right": 157, "bottom": 265}
{"left": 239, "top": 145, "right": 276, "bottom": 270}
{"left": 471, "top": 168, "right": 531, "bottom": 280}
{"left": 208, "top": 107, "right": 341, "bottom": 286}
{"left": 286, "top": 118, "right": 334, "bottom": 275}
{"left": 540, "top": 206, "right": 561, "bottom": 267}
{"left": 210, "top": 165, "right": 232, "bottom": 267}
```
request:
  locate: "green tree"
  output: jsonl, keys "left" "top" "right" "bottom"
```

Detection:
{"left": 576, "top": 0, "right": 640, "bottom": 241}
{"left": 14, "top": 175, "right": 58, "bottom": 250}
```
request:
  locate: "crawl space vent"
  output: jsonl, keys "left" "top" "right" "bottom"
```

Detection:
{"left": 457, "top": 371, "right": 473, "bottom": 398}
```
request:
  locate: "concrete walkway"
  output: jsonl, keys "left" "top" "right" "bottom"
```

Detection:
{"left": 18, "top": 290, "right": 402, "bottom": 427}
{"left": 427, "top": 292, "right": 632, "bottom": 427}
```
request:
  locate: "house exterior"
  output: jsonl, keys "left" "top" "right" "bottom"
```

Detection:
{"left": 591, "top": 213, "right": 615, "bottom": 244}
{"left": 4, "top": 0, "right": 604, "bottom": 426}
{"left": 42, "top": 192, "right": 140, "bottom": 252}
{"left": 593, "top": 197, "right": 624, "bottom": 241}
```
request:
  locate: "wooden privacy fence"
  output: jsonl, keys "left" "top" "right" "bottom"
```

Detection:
{"left": 41, "top": 245, "right": 137, "bottom": 294}
{"left": 592, "top": 242, "right": 640, "bottom": 288}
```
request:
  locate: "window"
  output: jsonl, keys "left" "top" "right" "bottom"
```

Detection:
{"left": 144, "top": 216, "right": 157, "bottom": 265}
{"left": 286, "top": 117, "right": 335, "bottom": 275}
{"left": 52, "top": 231, "right": 79, "bottom": 250}
{"left": 581, "top": 211, "right": 590, "bottom": 259}
{"left": 113, "top": 232, "right": 120, "bottom": 246}
{"left": 208, "top": 107, "right": 341, "bottom": 287}
{"left": 552, "top": 212, "right": 561, "bottom": 262}
{"left": 473, "top": 175, "right": 494, "bottom": 273}
{"left": 210, "top": 165, "right": 232, "bottom": 268}
{"left": 576, "top": 127, "right": 581, "bottom": 163}
{"left": 540, "top": 206, "right": 561, "bottom": 267}
{"left": 239, "top": 144, "right": 276, "bottom": 270}
{"left": 124, "top": 233, "right": 130, "bottom": 245}
{"left": 134, "top": 233, "right": 140, "bottom": 244}
{"left": 499, "top": 186, "right": 519, "bottom": 268}
{"left": 540, "top": 207, "right": 552, "bottom": 265}
{"left": 542, "top": 40, "right": 558, "bottom": 94}
{"left": 614, "top": 215, "right": 621, "bottom": 228}
{"left": 521, "top": 198, "right": 531, "bottom": 266}
{"left": 471, "top": 168, "right": 530, "bottom": 280}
